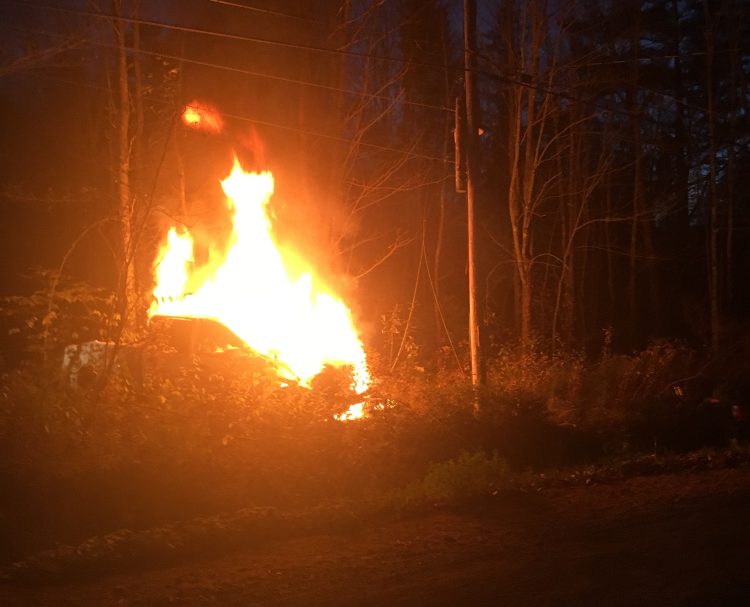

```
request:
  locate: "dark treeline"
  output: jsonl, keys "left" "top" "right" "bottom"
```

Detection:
{"left": 0, "top": 0, "right": 749, "bottom": 365}
{"left": 478, "top": 0, "right": 750, "bottom": 356}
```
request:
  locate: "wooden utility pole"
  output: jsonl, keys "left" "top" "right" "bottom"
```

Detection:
{"left": 463, "top": 0, "right": 482, "bottom": 402}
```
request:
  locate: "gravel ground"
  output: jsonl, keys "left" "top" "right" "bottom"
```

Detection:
{"left": 2, "top": 465, "right": 750, "bottom": 606}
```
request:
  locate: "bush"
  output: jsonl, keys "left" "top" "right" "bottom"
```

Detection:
{"left": 0, "top": 321, "right": 723, "bottom": 562}
{"left": 0, "top": 270, "right": 115, "bottom": 368}
{"left": 580, "top": 339, "right": 699, "bottom": 434}
{"left": 485, "top": 346, "right": 583, "bottom": 426}
{"left": 405, "top": 451, "right": 509, "bottom": 504}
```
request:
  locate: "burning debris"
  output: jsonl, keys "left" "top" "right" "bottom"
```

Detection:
{"left": 181, "top": 100, "right": 224, "bottom": 134}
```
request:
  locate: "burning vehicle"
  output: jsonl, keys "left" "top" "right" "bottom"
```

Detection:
{"left": 64, "top": 132, "right": 369, "bottom": 419}
{"left": 148, "top": 158, "right": 370, "bottom": 396}
{"left": 61, "top": 315, "right": 265, "bottom": 390}
{"left": 62, "top": 312, "right": 366, "bottom": 421}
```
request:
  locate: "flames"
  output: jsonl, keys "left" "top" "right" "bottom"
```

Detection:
{"left": 181, "top": 100, "right": 224, "bottom": 134}
{"left": 150, "top": 159, "right": 370, "bottom": 401}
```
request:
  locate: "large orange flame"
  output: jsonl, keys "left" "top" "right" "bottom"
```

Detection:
{"left": 150, "top": 159, "right": 370, "bottom": 398}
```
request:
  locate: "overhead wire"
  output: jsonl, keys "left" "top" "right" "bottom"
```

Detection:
{"left": 14, "top": 0, "right": 713, "bottom": 119}
{"left": 11, "top": 0, "right": 452, "bottom": 71}
{"left": 207, "top": 0, "right": 452, "bottom": 57}
{"left": 476, "top": 43, "right": 716, "bottom": 120}
{"left": 6, "top": 13, "right": 454, "bottom": 114}
{"left": 17, "top": 62, "right": 455, "bottom": 165}
{"left": 5, "top": 2, "right": 727, "bottom": 148}
{"left": 8, "top": 0, "right": 724, "bottom": 131}
{"left": 205, "top": 0, "right": 327, "bottom": 26}
{"left": 583, "top": 46, "right": 746, "bottom": 67}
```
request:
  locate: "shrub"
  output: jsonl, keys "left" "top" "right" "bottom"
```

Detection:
{"left": 580, "top": 339, "right": 699, "bottom": 434}
{"left": 405, "top": 451, "right": 509, "bottom": 504}
{"left": 485, "top": 346, "right": 583, "bottom": 426}
{"left": 0, "top": 317, "right": 718, "bottom": 561}
{"left": 0, "top": 270, "right": 115, "bottom": 368}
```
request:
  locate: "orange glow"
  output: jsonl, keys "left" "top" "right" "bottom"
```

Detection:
{"left": 181, "top": 100, "right": 224, "bottom": 134}
{"left": 150, "top": 159, "right": 370, "bottom": 403}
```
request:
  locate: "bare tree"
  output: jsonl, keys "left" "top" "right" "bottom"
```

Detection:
{"left": 112, "top": 0, "right": 137, "bottom": 327}
{"left": 489, "top": 0, "right": 574, "bottom": 349}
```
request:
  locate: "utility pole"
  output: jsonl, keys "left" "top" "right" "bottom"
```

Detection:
{"left": 463, "top": 0, "right": 482, "bottom": 406}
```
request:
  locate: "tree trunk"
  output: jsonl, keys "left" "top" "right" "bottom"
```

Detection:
{"left": 724, "top": 0, "right": 740, "bottom": 309}
{"left": 432, "top": 21, "right": 451, "bottom": 342}
{"left": 113, "top": 0, "right": 136, "bottom": 321}
{"left": 703, "top": 2, "right": 720, "bottom": 352}
{"left": 627, "top": 2, "right": 642, "bottom": 342}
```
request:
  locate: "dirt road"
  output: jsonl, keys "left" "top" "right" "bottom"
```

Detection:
{"left": 3, "top": 466, "right": 750, "bottom": 606}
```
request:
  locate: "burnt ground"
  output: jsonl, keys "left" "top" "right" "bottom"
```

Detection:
{"left": 2, "top": 466, "right": 750, "bottom": 606}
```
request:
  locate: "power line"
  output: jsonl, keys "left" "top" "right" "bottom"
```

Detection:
{"left": 478, "top": 58, "right": 711, "bottom": 131}
{"left": 26, "top": 68, "right": 455, "bottom": 165}
{"left": 583, "top": 47, "right": 745, "bottom": 67}
{"left": 11, "top": 0, "right": 717, "bottom": 124}
{"left": 206, "top": 0, "right": 327, "bottom": 26}
{"left": 7, "top": 22, "right": 453, "bottom": 114}
{"left": 104, "top": 40, "right": 453, "bottom": 114}
{"left": 6, "top": 3, "right": 722, "bottom": 139}
{"left": 13, "top": 0, "right": 452, "bottom": 72}
{"left": 556, "top": 48, "right": 746, "bottom": 115}
{"left": 5, "top": 23, "right": 456, "bottom": 164}
{"left": 219, "top": 108, "right": 452, "bottom": 163}
{"left": 20, "top": 70, "right": 721, "bottom": 209}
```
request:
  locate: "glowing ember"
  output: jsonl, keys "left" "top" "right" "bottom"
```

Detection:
{"left": 335, "top": 402, "right": 364, "bottom": 421}
{"left": 150, "top": 159, "right": 370, "bottom": 401}
{"left": 181, "top": 100, "right": 224, "bottom": 134}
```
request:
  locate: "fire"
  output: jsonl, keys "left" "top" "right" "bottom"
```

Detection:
{"left": 181, "top": 100, "right": 224, "bottom": 134}
{"left": 150, "top": 159, "right": 370, "bottom": 401}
